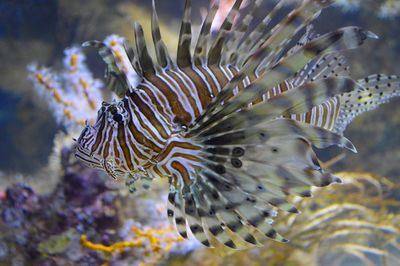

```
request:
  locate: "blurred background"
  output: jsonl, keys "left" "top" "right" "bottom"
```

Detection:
{"left": 0, "top": 0, "right": 399, "bottom": 265}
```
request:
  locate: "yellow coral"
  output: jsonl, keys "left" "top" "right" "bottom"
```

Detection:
{"left": 35, "top": 73, "right": 72, "bottom": 106}
{"left": 80, "top": 234, "right": 144, "bottom": 253}
{"left": 79, "top": 78, "right": 97, "bottom": 110}
{"left": 80, "top": 224, "right": 184, "bottom": 265}
{"left": 70, "top": 54, "right": 78, "bottom": 73}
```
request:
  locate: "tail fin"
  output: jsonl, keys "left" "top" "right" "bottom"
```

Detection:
{"left": 334, "top": 74, "right": 400, "bottom": 133}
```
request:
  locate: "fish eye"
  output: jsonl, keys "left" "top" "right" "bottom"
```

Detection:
{"left": 108, "top": 105, "right": 118, "bottom": 115}
{"left": 105, "top": 103, "right": 129, "bottom": 127}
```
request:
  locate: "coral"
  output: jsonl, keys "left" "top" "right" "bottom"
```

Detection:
{"left": 28, "top": 47, "right": 103, "bottom": 131}
{"left": 0, "top": 153, "right": 116, "bottom": 265}
{"left": 80, "top": 224, "right": 185, "bottom": 266}
{"left": 27, "top": 34, "right": 142, "bottom": 131}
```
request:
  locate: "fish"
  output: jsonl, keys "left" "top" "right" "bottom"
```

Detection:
{"left": 75, "top": 0, "right": 400, "bottom": 249}
{"left": 201, "top": 0, "right": 250, "bottom": 33}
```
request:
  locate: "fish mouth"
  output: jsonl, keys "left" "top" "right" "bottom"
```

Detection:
{"left": 75, "top": 145, "right": 103, "bottom": 170}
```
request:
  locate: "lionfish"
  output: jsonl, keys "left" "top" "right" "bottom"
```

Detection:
{"left": 75, "top": 0, "right": 400, "bottom": 248}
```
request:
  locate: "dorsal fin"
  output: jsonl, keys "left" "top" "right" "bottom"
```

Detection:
{"left": 243, "top": 0, "right": 335, "bottom": 69}
{"left": 222, "top": 0, "right": 263, "bottom": 65}
{"left": 208, "top": 0, "right": 243, "bottom": 66}
{"left": 291, "top": 53, "right": 350, "bottom": 87}
{"left": 189, "top": 26, "right": 376, "bottom": 133}
{"left": 151, "top": 0, "right": 173, "bottom": 69}
{"left": 82, "top": 40, "right": 130, "bottom": 97}
{"left": 201, "top": 1, "right": 334, "bottom": 119}
{"left": 177, "top": 0, "right": 192, "bottom": 68}
{"left": 123, "top": 40, "right": 143, "bottom": 76}
{"left": 133, "top": 22, "right": 156, "bottom": 75}
{"left": 193, "top": 0, "right": 219, "bottom": 66}
{"left": 236, "top": 0, "right": 286, "bottom": 67}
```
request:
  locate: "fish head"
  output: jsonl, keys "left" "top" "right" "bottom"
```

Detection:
{"left": 75, "top": 100, "right": 132, "bottom": 178}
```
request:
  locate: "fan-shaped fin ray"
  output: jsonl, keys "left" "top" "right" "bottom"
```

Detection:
{"left": 177, "top": 0, "right": 193, "bottom": 68}
{"left": 191, "top": 182, "right": 245, "bottom": 247}
{"left": 198, "top": 170, "right": 277, "bottom": 247}
{"left": 183, "top": 190, "right": 212, "bottom": 247}
{"left": 197, "top": 118, "right": 356, "bottom": 152}
{"left": 133, "top": 22, "right": 156, "bottom": 75}
{"left": 189, "top": 26, "right": 376, "bottom": 133}
{"left": 291, "top": 53, "right": 350, "bottom": 87}
{"left": 235, "top": 204, "right": 287, "bottom": 242}
{"left": 284, "top": 24, "right": 320, "bottom": 58}
{"left": 191, "top": 77, "right": 360, "bottom": 137}
{"left": 82, "top": 40, "right": 130, "bottom": 97}
{"left": 194, "top": 0, "right": 219, "bottom": 66}
{"left": 222, "top": 0, "right": 264, "bottom": 65}
{"left": 123, "top": 40, "right": 143, "bottom": 76}
{"left": 151, "top": 0, "right": 173, "bottom": 68}
{"left": 241, "top": 0, "right": 330, "bottom": 69}
{"left": 208, "top": 0, "right": 243, "bottom": 66}
{"left": 236, "top": 0, "right": 287, "bottom": 67}
{"left": 168, "top": 190, "right": 189, "bottom": 239}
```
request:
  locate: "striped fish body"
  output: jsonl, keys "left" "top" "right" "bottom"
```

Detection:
{"left": 75, "top": 0, "right": 400, "bottom": 249}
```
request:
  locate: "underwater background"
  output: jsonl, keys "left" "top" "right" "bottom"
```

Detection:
{"left": 0, "top": 0, "right": 399, "bottom": 265}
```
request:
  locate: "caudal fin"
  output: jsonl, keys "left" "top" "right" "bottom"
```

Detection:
{"left": 334, "top": 74, "right": 400, "bottom": 133}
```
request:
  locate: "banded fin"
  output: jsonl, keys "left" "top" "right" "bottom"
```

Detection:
{"left": 194, "top": 177, "right": 263, "bottom": 248}
{"left": 171, "top": 119, "right": 348, "bottom": 246}
{"left": 133, "top": 22, "right": 156, "bottom": 75}
{"left": 289, "top": 97, "right": 341, "bottom": 132}
{"left": 177, "top": 0, "right": 193, "bottom": 68}
{"left": 82, "top": 40, "right": 130, "bottom": 97}
{"left": 242, "top": 0, "right": 333, "bottom": 69}
{"left": 222, "top": 0, "right": 264, "bottom": 65}
{"left": 194, "top": 0, "right": 219, "bottom": 66}
{"left": 173, "top": 84, "right": 358, "bottom": 246}
{"left": 208, "top": 0, "right": 243, "bottom": 66}
{"left": 168, "top": 188, "right": 189, "bottom": 239}
{"left": 190, "top": 26, "right": 376, "bottom": 133}
{"left": 290, "top": 74, "right": 400, "bottom": 133}
{"left": 182, "top": 190, "right": 212, "bottom": 247}
{"left": 192, "top": 182, "right": 249, "bottom": 248}
{"left": 197, "top": 169, "right": 288, "bottom": 245}
{"left": 123, "top": 40, "right": 143, "bottom": 77}
{"left": 151, "top": 0, "right": 173, "bottom": 68}
{"left": 191, "top": 77, "right": 360, "bottom": 137}
{"left": 236, "top": 0, "right": 287, "bottom": 67}
{"left": 291, "top": 53, "right": 350, "bottom": 87}
{"left": 197, "top": 118, "right": 356, "bottom": 152}
{"left": 285, "top": 24, "right": 320, "bottom": 58}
